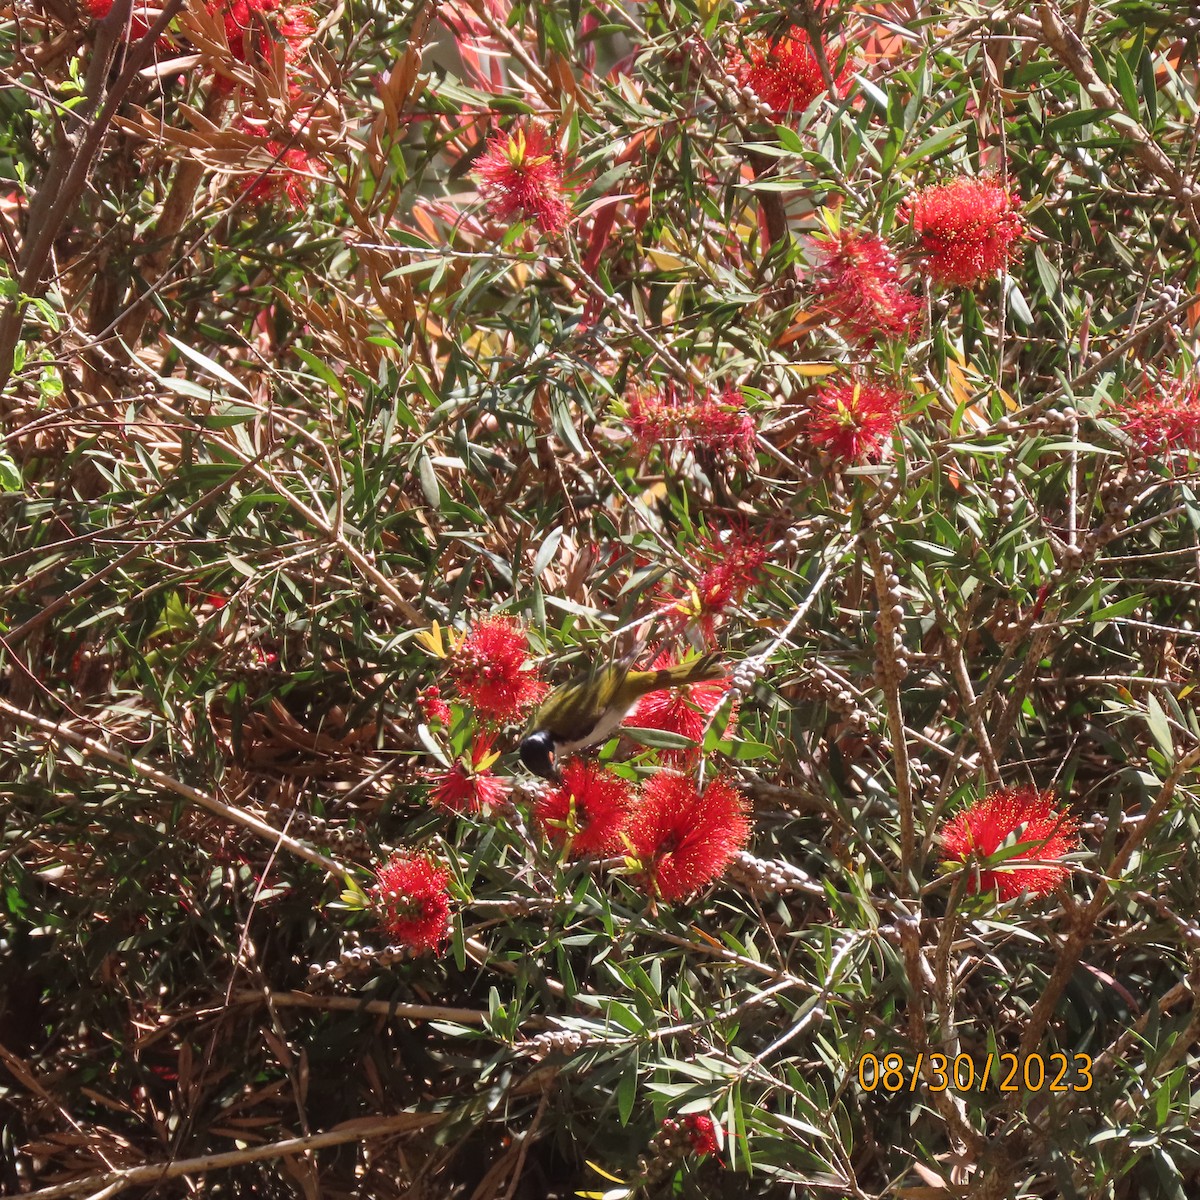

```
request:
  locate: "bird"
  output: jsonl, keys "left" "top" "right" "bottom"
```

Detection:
{"left": 518, "top": 652, "right": 725, "bottom": 780}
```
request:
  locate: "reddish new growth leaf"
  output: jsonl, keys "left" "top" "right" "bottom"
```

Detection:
{"left": 805, "top": 378, "right": 904, "bottom": 463}
{"left": 372, "top": 852, "right": 452, "bottom": 952}
{"left": 941, "top": 786, "right": 1080, "bottom": 901}
{"left": 428, "top": 734, "right": 511, "bottom": 814}
{"left": 627, "top": 773, "right": 750, "bottom": 902}
{"left": 660, "top": 530, "right": 770, "bottom": 643}
{"left": 901, "top": 175, "right": 1026, "bottom": 287}
{"left": 811, "top": 227, "right": 920, "bottom": 344}
{"left": 534, "top": 759, "right": 634, "bottom": 856}
{"left": 1122, "top": 375, "right": 1200, "bottom": 455}
{"left": 729, "top": 25, "right": 851, "bottom": 117}
{"left": 628, "top": 383, "right": 756, "bottom": 463}
{"left": 448, "top": 616, "right": 548, "bottom": 723}
{"left": 236, "top": 121, "right": 323, "bottom": 209}
{"left": 628, "top": 648, "right": 732, "bottom": 764}
{"left": 473, "top": 122, "right": 569, "bottom": 234}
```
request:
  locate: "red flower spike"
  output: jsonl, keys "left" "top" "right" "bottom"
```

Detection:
{"left": 682, "top": 1114, "right": 720, "bottom": 1157}
{"left": 448, "top": 616, "right": 548, "bottom": 723}
{"left": 628, "top": 386, "right": 690, "bottom": 455}
{"left": 627, "top": 773, "right": 750, "bottom": 902}
{"left": 534, "top": 759, "right": 634, "bottom": 857}
{"left": 811, "top": 228, "right": 921, "bottom": 344}
{"left": 805, "top": 378, "right": 904, "bottom": 463}
{"left": 85, "top": 0, "right": 170, "bottom": 44}
{"left": 940, "top": 786, "right": 1080, "bottom": 902}
{"left": 628, "top": 648, "right": 733, "bottom": 764}
{"left": 418, "top": 685, "right": 452, "bottom": 727}
{"left": 211, "top": 0, "right": 313, "bottom": 65}
{"left": 427, "top": 735, "right": 511, "bottom": 814}
{"left": 660, "top": 531, "right": 770, "bottom": 643}
{"left": 690, "top": 387, "right": 758, "bottom": 462}
{"left": 1123, "top": 376, "right": 1200, "bottom": 456}
{"left": 900, "top": 175, "right": 1027, "bottom": 287}
{"left": 372, "top": 852, "right": 452, "bottom": 952}
{"left": 236, "top": 121, "right": 323, "bottom": 209}
{"left": 473, "top": 122, "right": 569, "bottom": 235}
{"left": 627, "top": 383, "right": 756, "bottom": 463}
{"left": 206, "top": 0, "right": 312, "bottom": 95}
{"left": 729, "top": 25, "right": 852, "bottom": 117}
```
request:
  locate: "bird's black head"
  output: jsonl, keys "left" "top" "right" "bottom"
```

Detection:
{"left": 519, "top": 730, "right": 558, "bottom": 780}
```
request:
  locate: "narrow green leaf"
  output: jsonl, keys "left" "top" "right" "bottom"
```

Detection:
{"left": 165, "top": 334, "right": 249, "bottom": 395}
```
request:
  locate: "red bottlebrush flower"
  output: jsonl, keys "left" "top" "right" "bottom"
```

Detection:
{"left": 628, "top": 648, "right": 733, "bottom": 763}
{"left": 805, "top": 378, "right": 904, "bottom": 463}
{"left": 418, "top": 685, "right": 452, "bottom": 726}
{"left": 211, "top": 0, "right": 313, "bottom": 66}
{"left": 690, "top": 387, "right": 758, "bottom": 462}
{"left": 626, "top": 384, "right": 756, "bottom": 464}
{"left": 448, "top": 616, "right": 548, "bottom": 723}
{"left": 660, "top": 531, "right": 770, "bottom": 643}
{"left": 659, "top": 1112, "right": 721, "bottom": 1157}
{"left": 473, "top": 122, "right": 569, "bottom": 235}
{"left": 85, "top": 0, "right": 168, "bottom": 43}
{"left": 729, "top": 26, "right": 851, "bottom": 117}
{"left": 372, "top": 852, "right": 452, "bottom": 952}
{"left": 627, "top": 773, "right": 750, "bottom": 902}
{"left": 1122, "top": 375, "right": 1200, "bottom": 455}
{"left": 534, "top": 758, "right": 634, "bottom": 856}
{"left": 682, "top": 1114, "right": 720, "bottom": 1157}
{"left": 236, "top": 121, "right": 323, "bottom": 209}
{"left": 940, "top": 786, "right": 1080, "bottom": 902}
{"left": 628, "top": 385, "right": 691, "bottom": 455}
{"left": 811, "top": 227, "right": 921, "bottom": 344}
{"left": 428, "top": 735, "right": 511, "bottom": 814}
{"left": 901, "top": 175, "right": 1027, "bottom": 287}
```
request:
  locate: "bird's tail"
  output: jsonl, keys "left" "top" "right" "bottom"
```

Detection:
{"left": 644, "top": 652, "right": 725, "bottom": 692}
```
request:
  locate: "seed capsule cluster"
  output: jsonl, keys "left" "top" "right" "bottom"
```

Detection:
{"left": 521, "top": 1027, "right": 592, "bottom": 1061}
{"left": 308, "top": 940, "right": 415, "bottom": 982}
{"left": 263, "top": 801, "right": 371, "bottom": 853}
{"left": 804, "top": 665, "right": 871, "bottom": 732}
{"left": 872, "top": 550, "right": 909, "bottom": 689}
{"left": 727, "top": 849, "right": 822, "bottom": 896}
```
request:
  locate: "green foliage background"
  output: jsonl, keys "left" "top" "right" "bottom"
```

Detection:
{"left": 3, "top": 1, "right": 1200, "bottom": 1197}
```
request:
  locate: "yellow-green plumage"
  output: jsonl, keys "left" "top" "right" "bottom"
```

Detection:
{"left": 518, "top": 652, "right": 724, "bottom": 779}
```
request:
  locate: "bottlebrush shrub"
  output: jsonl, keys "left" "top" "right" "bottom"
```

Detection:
{"left": 8, "top": 1, "right": 1200, "bottom": 1197}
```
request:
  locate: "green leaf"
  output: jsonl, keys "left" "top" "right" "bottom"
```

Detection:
{"left": 165, "top": 334, "right": 250, "bottom": 395}
{"left": 532, "top": 526, "right": 564, "bottom": 577}
{"left": 617, "top": 1055, "right": 638, "bottom": 1126}
{"left": 1113, "top": 51, "right": 1139, "bottom": 119}
{"left": 621, "top": 726, "right": 695, "bottom": 751}
{"left": 1006, "top": 280, "right": 1034, "bottom": 326}
{"left": 0, "top": 450, "right": 21, "bottom": 491}
{"left": 1146, "top": 694, "right": 1174, "bottom": 763}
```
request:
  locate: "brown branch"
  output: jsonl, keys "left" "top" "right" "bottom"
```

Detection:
{"left": 866, "top": 533, "right": 916, "bottom": 889}
{"left": 21, "top": 1113, "right": 441, "bottom": 1200}
{"left": 0, "top": 696, "right": 353, "bottom": 880}
{"left": 1018, "top": 744, "right": 1200, "bottom": 1063}
{"left": 0, "top": 0, "right": 188, "bottom": 388}
{"left": 230, "top": 988, "right": 540, "bottom": 1027}
{"left": 1036, "top": 2, "right": 1200, "bottom": 236}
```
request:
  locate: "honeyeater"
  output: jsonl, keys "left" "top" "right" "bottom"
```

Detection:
{"left": 518, "top": 652, "right": 725, "bottom": 780}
